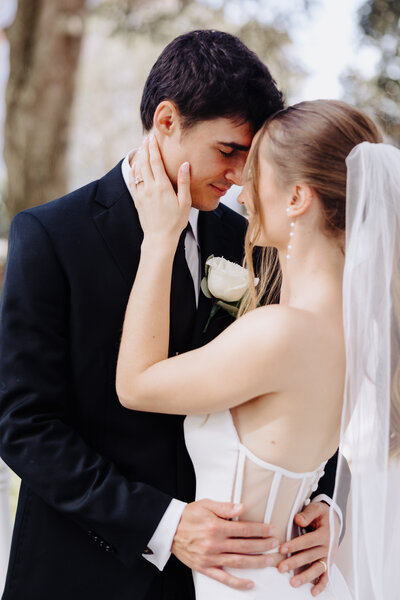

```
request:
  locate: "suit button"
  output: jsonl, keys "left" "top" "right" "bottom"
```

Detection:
{"left": 143, "top": 547, "right": 154, "bottom": 555}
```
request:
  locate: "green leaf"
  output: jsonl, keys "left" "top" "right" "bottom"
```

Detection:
{"left": 203, "top": 303, "right": 220, "bottom": 333}
{"left": 200, "top": 277, "right": 212, "bottom": 299}
{"left": 216, "top": 300, "right": 239, "bottom": 318}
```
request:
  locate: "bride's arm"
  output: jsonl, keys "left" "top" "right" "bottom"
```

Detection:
{"left": 116, "top": 136, "right": 294, "bottom": 414}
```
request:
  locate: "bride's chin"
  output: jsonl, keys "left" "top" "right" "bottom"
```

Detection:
{"left": 251, "top": 232, "right": 269, "bottom": 247}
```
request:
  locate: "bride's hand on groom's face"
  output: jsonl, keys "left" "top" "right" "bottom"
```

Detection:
{"left": 171, "top": 498, "right": 279, "bottom": 591}
{"left": 130, "top": 134, "right": 192, "bottom": 245}
{"left": 277, "top": 501, "right": 340, "bottom": 596}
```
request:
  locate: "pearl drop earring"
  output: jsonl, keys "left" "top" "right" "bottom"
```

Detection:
{"left": 286, "top": 207, "right": 295, "bottom": 260}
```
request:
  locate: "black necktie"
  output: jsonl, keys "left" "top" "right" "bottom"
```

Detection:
{"left": 168, "top": 226, "right": 197, "bottom": 356}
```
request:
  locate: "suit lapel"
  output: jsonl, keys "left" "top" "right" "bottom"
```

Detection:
{"left": 92, "top": 161, "right": 142, "bottom": 292}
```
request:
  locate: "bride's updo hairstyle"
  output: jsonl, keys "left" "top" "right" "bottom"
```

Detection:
{"left": 239, "top": 99, "right": 382, "bottom": 315}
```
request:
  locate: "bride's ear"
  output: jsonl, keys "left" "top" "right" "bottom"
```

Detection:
{"left": 287, "top": 184, "right": 314, "bottom": 217}
{"left": 153, "top": 101, "right": 181, "bottom": 138}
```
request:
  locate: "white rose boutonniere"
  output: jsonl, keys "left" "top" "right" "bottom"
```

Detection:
{"left": 201, "top": 255, "right": 259, "bottom": 332}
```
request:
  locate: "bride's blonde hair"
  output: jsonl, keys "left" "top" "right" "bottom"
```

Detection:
{"left": 239, "top": 99, "right": 382, "bottom": 316}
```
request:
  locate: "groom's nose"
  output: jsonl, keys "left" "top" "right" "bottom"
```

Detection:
{"left": 225, "top": 157, "right": 246, "bottom": 186}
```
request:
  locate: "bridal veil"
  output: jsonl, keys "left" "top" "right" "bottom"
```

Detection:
{"left": 330, "top": 141, "right": 400, "bottom": 599}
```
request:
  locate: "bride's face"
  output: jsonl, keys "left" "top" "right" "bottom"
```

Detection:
{"left": 242, "top": 145, "right": 292, "bottom": 248}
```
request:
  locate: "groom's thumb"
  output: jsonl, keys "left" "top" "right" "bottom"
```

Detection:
{"left": 203, "top": 499, "right": 245, "bottom": 519}
{"left": 177, "top": 162, "right": 191, "bottom": 208}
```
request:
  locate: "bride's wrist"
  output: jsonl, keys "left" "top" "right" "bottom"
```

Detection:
{"left": 140, "top": 233, "right": 179, "bottom": 256}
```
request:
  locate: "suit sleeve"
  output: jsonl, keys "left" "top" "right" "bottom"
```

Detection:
{"left": 0, "top": 212, "right": 172, "bottom": 569}
{"left": 311, "top": 449, "right": 351, "bottom": 540}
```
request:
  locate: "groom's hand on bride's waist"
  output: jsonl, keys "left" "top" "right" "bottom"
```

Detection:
{"left": 171, "top": 499, "right": 278, "bottom": 591}
{"left": 277, "top": 501, "right": 340, "bottom": 597}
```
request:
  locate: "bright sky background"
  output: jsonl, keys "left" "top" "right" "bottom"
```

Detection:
{"left": 289, "top": 0, "right": 379, "bottom": 102}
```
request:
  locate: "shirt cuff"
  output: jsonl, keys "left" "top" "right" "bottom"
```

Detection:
{"left": 311, "top": 494, "right": 343, "bottom": 536}
{"left": 142, "top": 498, "right": 187, "bottom": 571}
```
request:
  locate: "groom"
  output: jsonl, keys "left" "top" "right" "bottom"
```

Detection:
{"left": 0, "top": 31, "right": 348, "bottom": 600}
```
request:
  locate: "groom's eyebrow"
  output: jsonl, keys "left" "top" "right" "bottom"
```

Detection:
{"left": 218, "top": 141, "right": 251, "bottom": 152}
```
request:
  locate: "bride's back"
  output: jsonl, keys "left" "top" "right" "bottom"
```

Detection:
{"left": 231, "top": 302, "right": 345, "bottom": 475}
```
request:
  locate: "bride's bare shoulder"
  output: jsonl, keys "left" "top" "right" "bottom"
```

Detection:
{"left": 235, "top": 304, "right": 311, "bottom": 334}
{"left": 228, "top": 305, "right": 313, "bottom": 354}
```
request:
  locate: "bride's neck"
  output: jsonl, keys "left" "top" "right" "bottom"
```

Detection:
{"left": 278, "top": 231, "right": 344, "bottom": 310}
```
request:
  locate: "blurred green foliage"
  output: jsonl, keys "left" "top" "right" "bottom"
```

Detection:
{"left": 342, "top": 0, "right": 400, "bottom": 145}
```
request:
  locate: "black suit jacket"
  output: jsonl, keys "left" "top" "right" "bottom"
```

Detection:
{"left": 0, "top": 162, "right": 343, "bottom": 600}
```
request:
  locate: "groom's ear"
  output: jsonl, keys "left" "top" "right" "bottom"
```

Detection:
{"left": 153, "top": 101, "right": 182, "bottom": 138}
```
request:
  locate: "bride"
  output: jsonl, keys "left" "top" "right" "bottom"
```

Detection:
{"left": 116, "top": 100, "right": 399, "bottom": 599}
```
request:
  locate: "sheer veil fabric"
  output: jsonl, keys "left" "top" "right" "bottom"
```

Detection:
{"left": 330, "top": 142, "right": 400, "bottom": 599}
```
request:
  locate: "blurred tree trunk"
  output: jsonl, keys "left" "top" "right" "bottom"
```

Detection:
{"left": 4, "top": 0, "right": 86, "bottom": 218}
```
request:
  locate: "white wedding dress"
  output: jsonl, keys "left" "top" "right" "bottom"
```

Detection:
{"left": 184, "top": 410, "right": 352, "bottom": 599}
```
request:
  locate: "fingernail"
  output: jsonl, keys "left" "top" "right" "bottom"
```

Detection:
{"left": 292, "top": 579, "right": 301, "bottom": 588}
{"left": 245, "top": 582, "right": 254, "bottom": 590}
{"left": 281, "top": 564, "right": 289, "bottom": 572}
{"left": 232, "top": 503, "right": 243, "bottom": 512}
{"left": 182, "top": 161, "right": 190, "bottom": 173}
{"left": 270, "top": 538, "right": 279, "bottom": 547}
{"left": 269, "top": 525, "right": 276, "bottom": 534}
{"left": 265, "top": 556, "right": 274, "bottom": 566}
{"left": 281, "top": 545, "right": 288, "bottom": 554}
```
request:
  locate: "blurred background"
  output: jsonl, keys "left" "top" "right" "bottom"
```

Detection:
{"left": 0, "top": 0, "right": 399, "bottom": 589}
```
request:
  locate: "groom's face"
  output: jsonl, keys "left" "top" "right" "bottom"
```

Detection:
{"left": 157, "top": 110, "right": 253, "bottom": 211}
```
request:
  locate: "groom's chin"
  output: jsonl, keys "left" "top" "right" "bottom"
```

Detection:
{"left": 192, "top": 191, "right": 222, "bottom": 212}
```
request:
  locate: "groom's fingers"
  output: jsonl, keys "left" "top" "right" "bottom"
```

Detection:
{"left": 220, "top": 536, "right": 278, "bottom": 554}
{"left": 295, "top": 501, "right": 326, "bottom": 527}
{"left": 201, "top": 497, "right": 275, "bottom": 537}
{"left": 278, "top": 546, "right": 324, "bottom": 573}
{"left": 217, "top": 552, "right": 272, "bottom": 570}
{"left": 171, "top": 498, "right": 277, "bottom": 591}
{"left": 311, "top": 572, "right": 329, "bottom": 596}
{"left": 279, "top": 529, "right": 324, "bottom": 555}
{"left": 200, "top": 498, "right": 246, "bottom": 519}
{"left": 289, "top": 559, "right": 328, "bottom": 590}
{"left": 201, "top": 567, "right": 254, "bottom": 591}
{"left": 223, "top": 519, "right": 274, "bottom": 539}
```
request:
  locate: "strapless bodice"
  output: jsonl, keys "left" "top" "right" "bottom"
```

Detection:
{"left": 184, "top": 410, "right": 327, "bottom": 546}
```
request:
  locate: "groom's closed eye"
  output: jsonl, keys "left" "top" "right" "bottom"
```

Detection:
{"left": 217, "top": 141, "right": 251, "bottom": 155}
{"left": 219, "top": 149, "right": 236, "bottom": 158}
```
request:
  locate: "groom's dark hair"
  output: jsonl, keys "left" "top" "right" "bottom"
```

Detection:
{"left": 140, "top": 30, "right": 284, "bottom": 133}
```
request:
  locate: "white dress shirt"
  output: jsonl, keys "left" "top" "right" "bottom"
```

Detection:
{"left": 121, "top": 150, "right": 200, "bottom": 570}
